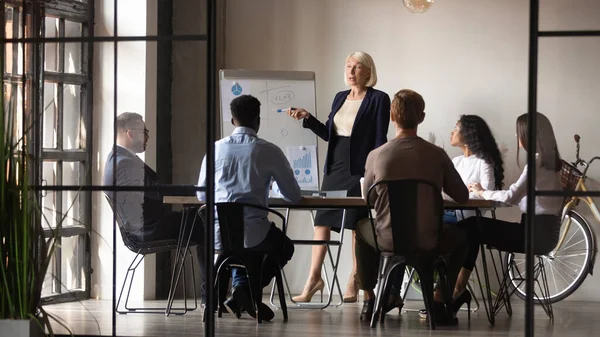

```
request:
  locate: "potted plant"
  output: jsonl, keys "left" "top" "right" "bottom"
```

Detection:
{"left": 0, "top": 46, "right": 59, "bottom": 337}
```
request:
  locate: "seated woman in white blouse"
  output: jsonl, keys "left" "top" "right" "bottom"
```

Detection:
{"left": 445, "top": 114, "right": 505, "bottom": 223}
{"left": 416, "top": 115, "right": 504, "bottom": 319}
{"left": 449, "top": 112, "right": 563, "bottom": 318}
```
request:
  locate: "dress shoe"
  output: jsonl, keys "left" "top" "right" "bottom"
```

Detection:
{"left": 383, "top": 295, "right": 404, "bottom": 315}
{"left": 360, "top": 297, "right": 375, "bottom": 321}
{"left": 249, "top": 302, "right": 275, "bottom": 322}
{"left": 292, "top": 279, "right": 325, "bottom": 302}
{"left": 452, "top": 290, "right": 472, "bottom": 321}
{"left": 231, "top": 286, "right": 275, "bottom": 321}
{"left": 223, "top": 296, "right": 241, "bottom": 318}
{"left": 231, "top": 286, "right": 257, "bottom": 318}
{"left": 419, "top": 290, "right": 473, "bottom": 321}
{"left": 430, "top": 301, "right": 458, "bottom": 326}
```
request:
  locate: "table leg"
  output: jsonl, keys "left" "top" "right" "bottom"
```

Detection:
{"left": 474, "top": 208, "right": 495, "bottom": 326}
{"left": 272, "top": 208, "right": 347, "bottom": 310}
{"left": 166, "top": 207, "right": 198, "bottom": 316}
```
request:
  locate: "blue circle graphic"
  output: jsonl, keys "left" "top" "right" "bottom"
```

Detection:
{"left": 231, "top": 83, "right": 243, "bottom": 96}
{"left": 305, "top": 169, "right": 311, "bottom": 175}
{"left": 294, "top": 170, "right": 300, "bottom": 175}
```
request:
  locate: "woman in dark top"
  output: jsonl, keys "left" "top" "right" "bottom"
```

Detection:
{"left": 287, "top": 52, "right": 390, "bottom": 303}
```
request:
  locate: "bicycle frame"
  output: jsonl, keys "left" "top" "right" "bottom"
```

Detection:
{"left": 557, "top": 170, "right": 599, "bottom": 275}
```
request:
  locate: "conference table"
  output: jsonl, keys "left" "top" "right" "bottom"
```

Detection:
{"left": 164, "top": 195, "right": 504, "bottom": 210}
{"left": 163, "top": 195, "right": 507, "bottom": 324}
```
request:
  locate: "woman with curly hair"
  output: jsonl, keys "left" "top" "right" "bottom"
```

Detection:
{"left": 444, "top": 114, "right": 505, "bottom": 223}
{"left": 416, "top": 115, "right": 505, "bottom": 319}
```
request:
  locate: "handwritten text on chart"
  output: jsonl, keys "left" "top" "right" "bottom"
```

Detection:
{"left": 271, "top": 90, "right": 295, "bottom": 105}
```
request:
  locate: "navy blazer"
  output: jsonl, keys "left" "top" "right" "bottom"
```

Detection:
{"left": 303, "top": 87, "right": 390, "bottom": 176}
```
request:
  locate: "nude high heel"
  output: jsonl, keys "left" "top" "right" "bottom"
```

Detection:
{"left": 343, "top": 278, "right": 359, "bottom": 303}
{"left": 292, "top": 279, "right": 325, "bottom": 302}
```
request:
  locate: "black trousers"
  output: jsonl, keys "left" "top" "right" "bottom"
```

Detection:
{"left": 232, "top": 223, "right": 295, "bottom": 290}
{"left": 459, "top": 213, "right": 560, "bottom": 271}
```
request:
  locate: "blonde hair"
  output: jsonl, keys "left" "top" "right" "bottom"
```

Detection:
{"left": 344, "top": 51, "right": 378, "bottom": 87}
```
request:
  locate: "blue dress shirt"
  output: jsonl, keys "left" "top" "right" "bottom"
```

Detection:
{"left": 197, "top": 126, "right": 302, "bottom": 248}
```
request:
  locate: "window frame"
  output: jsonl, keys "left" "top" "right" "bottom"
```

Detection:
{"left": 2, "top": 0, "right": 94, "bottom": 304}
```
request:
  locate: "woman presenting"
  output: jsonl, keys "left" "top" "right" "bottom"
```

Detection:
{"left": 287, "top": 52, "right": 390, "bottom": 303}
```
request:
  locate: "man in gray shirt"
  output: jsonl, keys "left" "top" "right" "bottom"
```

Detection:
{"left": 104, "top": 112, "right": 207, "bottom": 302}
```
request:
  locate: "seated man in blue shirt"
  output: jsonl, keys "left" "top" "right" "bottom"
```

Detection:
{"left": 197, "top": 94, "right": 302, "bottom": 321}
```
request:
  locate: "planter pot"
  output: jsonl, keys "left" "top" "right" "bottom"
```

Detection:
{"left": 0, "top": 319, "right": 45, "bottom": 337}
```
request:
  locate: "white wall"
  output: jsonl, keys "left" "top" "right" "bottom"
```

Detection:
{"left": 171, "top": 0, "right": 207, "bottom": 187}
{"left": 222, "top": 0, "right": 600, "bottom": 301}
{"left": 170, "top": 0, "right": 209, "bottom": 296}
{"left": 91, "top": 0, "right": 157, "bottom": 300}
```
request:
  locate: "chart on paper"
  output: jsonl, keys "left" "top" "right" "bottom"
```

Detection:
{"left": 287, "top": 145, "right": 318, "bottom": 189}
{"left": 219, "top": 70, "right": 319, "bottom": 190}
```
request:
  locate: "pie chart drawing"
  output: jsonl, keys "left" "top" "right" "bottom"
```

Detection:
{"left": 231, "top": 83, "right": 243, "bottom": 96}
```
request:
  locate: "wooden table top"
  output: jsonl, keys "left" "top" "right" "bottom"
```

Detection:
{"left": 163, "top": 196, "right": 508, "bottom": 210}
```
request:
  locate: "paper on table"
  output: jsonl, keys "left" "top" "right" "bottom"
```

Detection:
{"left": 220, "top": 80, "right": 252, "bottom": 122}
{"left": 286, "top": 145, "right": 319, "bottom": 189}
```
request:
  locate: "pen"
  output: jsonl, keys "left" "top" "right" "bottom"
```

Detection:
{"left": 277, "top": 107, "right": 295, "bottom": 113}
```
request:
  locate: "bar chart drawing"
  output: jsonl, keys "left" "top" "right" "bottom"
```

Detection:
{"left": 286, "top": 145, "right": 318, "bottom": 189}
{"left": 293, "top": 152, "right": 311, "bottom": 169}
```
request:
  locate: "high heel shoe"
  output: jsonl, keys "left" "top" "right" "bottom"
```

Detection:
{"left": 292, "top": 279, "right": 325, "bottom": 302}
{"left": 430, "top": 301, "right": 458, "bottom": 326}
{"left": 360, "top": 297, "right": 375, "bottom": 321}
{"left": 452, "top": 289, "right": 472, "bottom": 321}
{"left": 343, "top": 278, "right": 359, "bottom": 303}
{"left": 419, "top": 290, "right": 473, "bottom": 321}
{"left": 382, "top": 294, "right": 404, "bottom": 315}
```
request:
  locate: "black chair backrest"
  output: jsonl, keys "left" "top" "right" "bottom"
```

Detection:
{"left": 215, "top": 202, "right": 286, "bottom": 254}
{"left": 215, "top": 203, "right": 246, "bottom": 254}
{"left": 104, "top": 194, "right": 141, "bottom": 252}
{"left": 367, "top": 179, "right": 443, "bottom": 255}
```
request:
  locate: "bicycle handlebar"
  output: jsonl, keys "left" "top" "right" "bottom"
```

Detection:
{"left": 574, "top": 134, "right": 583, "bottom": 166}
{"left": 572, "top": 134, "right": 600, "bottom": 178}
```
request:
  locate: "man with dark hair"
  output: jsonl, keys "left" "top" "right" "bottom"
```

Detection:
{"left": 104, "top": 112, "right": 207, "bottom": 300}
{"left": 198, "top": 95, "right": 302, "bottom": 321}
{"left": 229, "top": 94, "right": 261, "bottom": 126}
{"left": 356, "top": 89, "right": 469, "bottom": 324}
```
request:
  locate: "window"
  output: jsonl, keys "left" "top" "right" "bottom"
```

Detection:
{"left": 2, "top": 0, "right": 93, "bottom": 303}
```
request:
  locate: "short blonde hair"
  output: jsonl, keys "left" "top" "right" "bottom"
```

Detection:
{"left": 344, "top": 51, "right": 378, "bottom": 87}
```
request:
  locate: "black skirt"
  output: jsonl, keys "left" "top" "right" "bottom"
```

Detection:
{"left": 314, "top": 136, "right": 368, "bottom": 232}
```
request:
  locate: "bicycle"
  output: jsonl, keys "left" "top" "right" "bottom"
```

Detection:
{"left": 507, "top": 134, "right": 599, "bottom": 303}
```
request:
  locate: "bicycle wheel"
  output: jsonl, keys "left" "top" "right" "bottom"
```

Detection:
{"left": 507, "top": 210, "right": 593, "bottom": 304}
